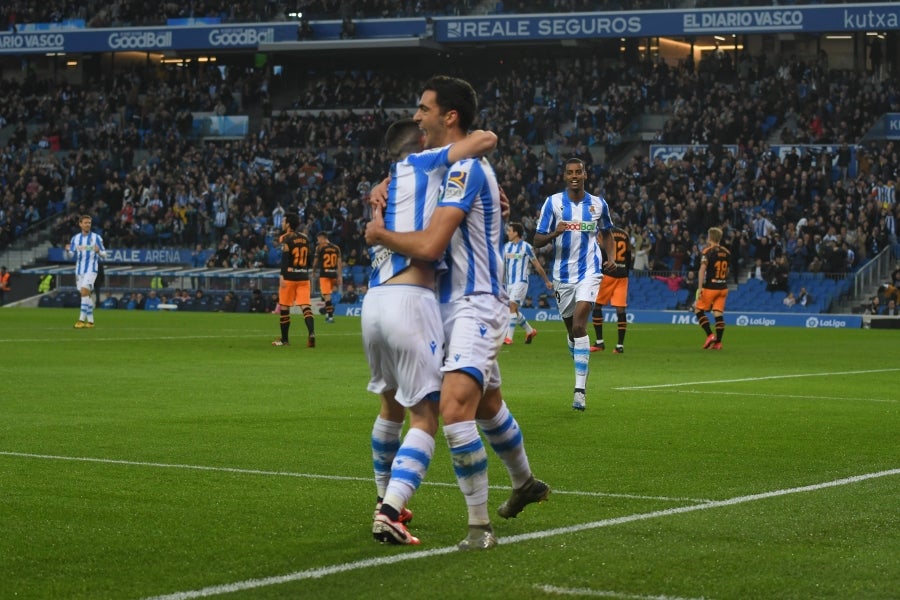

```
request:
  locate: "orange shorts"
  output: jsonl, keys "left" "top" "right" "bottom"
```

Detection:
{"left": 319, "top": 277, "right": 337, "bottom": 296}
{"left": 696, "top": 287, "right": 728, "bottom": 313}
{"left": 279, "top": 279, "right": 311, "bottom": 307}
{"left": 595, "top": 276, "right": 628, "bottom": 307}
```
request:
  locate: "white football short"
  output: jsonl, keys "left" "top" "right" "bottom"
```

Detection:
{"left": 506, "top": 281, "right": 528, "bottom": 306}
{"left": 440, "top": 293, "right": 505, "bottom": 390}
{"left": 554, "top": 273, "right": 602, "bottom": 319}
{"left": 361, "top": 284, "right": 444, "bottom": 408}
{"left": 75, "top": 272, "right": 98, "bottom": 292}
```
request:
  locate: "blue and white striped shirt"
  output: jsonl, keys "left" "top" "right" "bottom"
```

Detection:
{"left": 68, "top": 231, "right": 107, "bottom": 276}
{"left": 504, "top": 239, "right": 537, "bottom": 286}
{"left": 436, "top": 157, "right": 507, "bottom": 304}
{"left": 535, "top": 190, "right": 612, "bottom": 284}
{"left": 368, "top": 145, "right": 451, "bottom": 287}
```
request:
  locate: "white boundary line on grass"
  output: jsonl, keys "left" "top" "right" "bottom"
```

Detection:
{"left": 639, "top": 389, "right": 897, "bottom": 404}
{"left": 614, "top": 368, "right": 900, "bottom": 391}
{"left": 534, "top": 584, "right": 708, "bottom": 600}
{"left": 140, "top": 468, "right": 899, "bottom": 600}
{"left": 0, "top": 451, "right": 711, "bottom": 504}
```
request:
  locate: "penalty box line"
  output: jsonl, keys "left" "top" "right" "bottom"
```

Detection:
{"left": 142, "top": 468, "right": 900, "bottom": 600}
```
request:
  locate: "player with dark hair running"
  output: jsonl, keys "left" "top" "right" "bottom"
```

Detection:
{"left": 534, "top": 158, "right": 616, "bottom": 411}
{"left": 591, "top": 225, "right": 633, "bottom": 354}
{"left": 273, "top": 213, "right": 316, "bottom": 348}
{"left": 696, "top": 226, "right": 730, "bottom": 350}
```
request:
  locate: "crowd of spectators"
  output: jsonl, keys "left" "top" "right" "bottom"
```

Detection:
{"left": 1, "top": 34, "right": 898, "bottom": 307}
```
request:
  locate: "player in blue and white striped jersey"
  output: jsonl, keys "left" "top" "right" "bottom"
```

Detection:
{"left": 67, "top": 214, "right": 107, "bottom": 329}
{"left": 534, "top": 158, "right": 616, "bottom": 411}
{"left": 366, "top": 76, "right": 548, "bottom": 551}
{"left": 503, "top": 222, "right": 552, "bottom": 345}
{"left": 363, "top": 118, "right": 498, "bottom": 546}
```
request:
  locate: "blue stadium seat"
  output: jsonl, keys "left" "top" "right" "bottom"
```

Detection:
{"left": 352, "top": 265, "right": 369, "bottom": 285}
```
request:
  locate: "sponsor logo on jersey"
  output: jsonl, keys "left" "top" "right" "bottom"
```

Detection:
{"left": 562, "top": 220, "right": 597, "bottom": 232}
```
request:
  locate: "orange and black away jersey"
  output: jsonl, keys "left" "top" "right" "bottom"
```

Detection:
{"left": 603, "top": 227, "right": 633, "bottom": 278}
{"left": 315, "top": 242, "right": 342, "bottom": 279}
{"left": 280, "top": 231, "right": 311, "bottom": 281}
{"left": 701, "top": 244, "right": 731, "bottom": 289}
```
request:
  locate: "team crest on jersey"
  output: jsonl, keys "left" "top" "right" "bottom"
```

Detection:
{"left": 444, "top": 170, "right": 467, "bottom": 201}
{"left": 589, "top": 205, "right": 596, "bottom": 213}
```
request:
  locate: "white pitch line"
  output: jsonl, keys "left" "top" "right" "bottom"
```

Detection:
{"left": 535, "top": 584, "right": 709, "bottom": 600}
{"left": 614, "top": 368, "right": 900, "bottom": 391}
{"left": 142, "top": 468, "right": 899, "bottom": 600}
{"left": 0, "top": 334, "right": 264, "bottom": 343}
{"left": 0, "top": 451, "right": 710, "bottom": 504}
{"left": 636, "top": 389, "right": 897, "bottom": 404}
{"left": 0, "top": 332, "right": 364, "bottom": 344}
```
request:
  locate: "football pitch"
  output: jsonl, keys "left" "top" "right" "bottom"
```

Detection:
{"left": 1, "top": 308, "right": 898, "bottom": 600}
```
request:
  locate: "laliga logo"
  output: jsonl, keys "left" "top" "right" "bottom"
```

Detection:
{"left": 209, "top": 28, "right": 275, "bottom": 46}
{"left": 805, "top": 317, "right": 819, "bottom": 328}
{"left": 736, "top": 315, "right": 750, "bottom": 326}
{"left": 536, "top": 311, "right": 548, "bottom": 322}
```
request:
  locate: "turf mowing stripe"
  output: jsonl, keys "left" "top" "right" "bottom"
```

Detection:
{"left": 0, "top": 451, "right": 709, "bottom": 503}
{"left": 614, "top": 368, "right": 900, "bottom": 390}
{"left": 141, "top": 468, "right": 899, "bottom": 600}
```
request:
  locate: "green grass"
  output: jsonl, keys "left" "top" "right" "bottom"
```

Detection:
{"left": 1, "top": 308, "right": 898, "bottom": 600}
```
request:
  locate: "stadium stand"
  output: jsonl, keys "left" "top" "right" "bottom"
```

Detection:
{"left": 2, "top": 0, "right": 898, "bottom": 314}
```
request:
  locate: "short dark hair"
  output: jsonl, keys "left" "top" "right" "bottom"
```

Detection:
{"left": 285, "top": 213, "right": 300, "bottom": 230}
{"left": 421, "top": 75, "right": 478, "bottom": 132}
{"left": 564, "top": 157, "right": 585, "bottom": 170}
{"left": 384, "top": 118, "right": 423, "bottom": 159}
{"left": 507, "top": 222, "right": 524, "bottom": 238}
